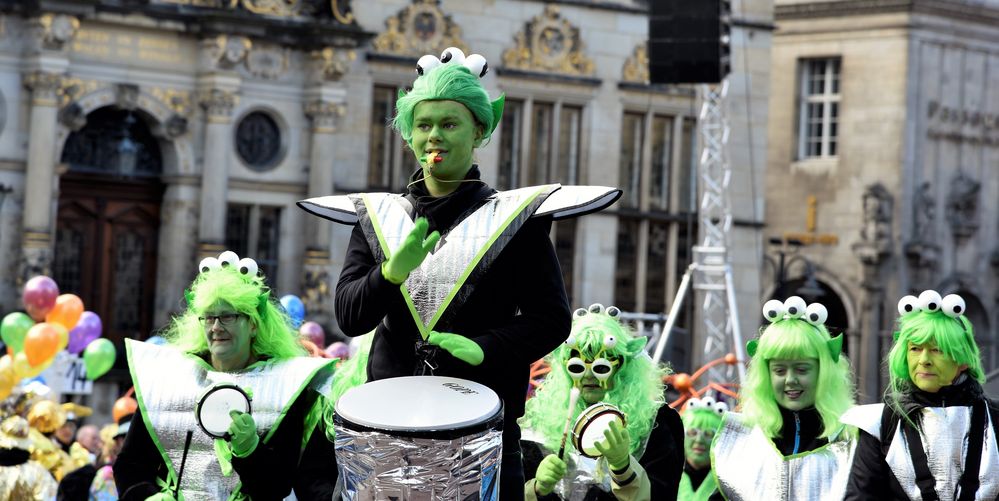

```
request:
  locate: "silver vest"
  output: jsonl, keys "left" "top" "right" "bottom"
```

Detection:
{"left": 126, "top": 340, "right": 335, "bottom": 500}
{"left": 842, "top": 403, "right": 999, "bottom": 501}
{"left": 711, "top": 412, "right": 856, "bottom": 501}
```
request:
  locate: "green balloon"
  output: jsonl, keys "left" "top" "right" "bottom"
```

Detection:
{"left": 1, "top": 312, "right": 34, "bottom": 353}
{"left": 83, "top": 338, "right": 116, "bottom": 380}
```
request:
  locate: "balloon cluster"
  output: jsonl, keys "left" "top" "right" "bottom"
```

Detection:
{"left": 0, "top": 276, "right": 116, "bottom": 400}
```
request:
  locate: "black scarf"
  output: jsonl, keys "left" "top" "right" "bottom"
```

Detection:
{"left": 405, "top": 165, "right": 496, "bottom": 234}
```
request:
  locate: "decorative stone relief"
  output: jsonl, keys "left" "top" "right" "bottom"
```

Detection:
{"left": 622, "top": 43, "right": 649, "bottom": 84}
{"left": 502, "top": 5, "right": 594, "bottom": 77}
{"left": 202, "top": 35, "right": 252, "bottom": 70}
{"left": 148, "top": 87, "right": 193, "bottom": 117}
{"left": 198, "top": 89, "right": 238, "bottom": 122}
{"left": 904, "top": 181, "right": 940, "bottom": 286}
{"left": 58, "top": 102, "right": 87, "bottom": 131}
{"left": 23, "top": 71, "right": 65, "bottom": 106}
{"left": 304, "top": 100, "right": 345, "bottom": 132}
{"left": 301, "top": 250, "right": 332, "bottom": 327}
{"left": 246, "top": 44, "right": 289, "bottom": 79}
{"left": 308, "top": 47, "right": 355, "bottom": 82}
{"left": 945, "top": 171, "right": 979, "bottom": 240}
{"left": 158, "top": 115, "right": 189, "bottom": 140}
{"left": 371, "top": 0, "right": 468, "bottom": 58}
{"left": 852, "top": 183, "right": 893, "bottom": 267}
{"left": 115, "top": 83, "right": 140, "bottom": 111}
{"left": 32, "top": 13, "right": 79, "bottom": 51}
{"left": 60, "top": 78, "right": 104, "bottom": 107}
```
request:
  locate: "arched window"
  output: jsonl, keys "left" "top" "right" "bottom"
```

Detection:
{"left": 60, "top": 107, "right": 162, "bottom": 177}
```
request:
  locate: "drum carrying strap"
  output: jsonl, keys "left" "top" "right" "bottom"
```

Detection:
{"left": 902, "top": 400, "right": 987, "bottom": 501}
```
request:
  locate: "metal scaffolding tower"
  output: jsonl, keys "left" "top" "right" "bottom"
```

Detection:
{"left": 652, "top": 81, "right": 745, "bottom": 383}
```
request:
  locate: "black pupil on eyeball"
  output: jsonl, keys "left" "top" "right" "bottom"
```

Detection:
{"left": 768, "top": 310, "right": 777, "bottom": 318}
{"left": 810, "top": 313, "right": 818, "bottom": 321}
{"left": 954, "top": 305, "right": 962, "bottom": 313}
{"left": 928, "top": 302, "right": 937, "bottom": 310}
{"left": 788, "top": 307, "right": 797, "bottom": 314}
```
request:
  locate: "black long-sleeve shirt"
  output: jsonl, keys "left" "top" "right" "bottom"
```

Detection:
{"left": 334, "top": 167, "right": 572, "bottom": 445}
{"left": 114, "top": 390, "right": 335, "bottom": 501}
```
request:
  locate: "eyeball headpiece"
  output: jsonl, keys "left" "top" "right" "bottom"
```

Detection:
{"left": 898, "top": 290, "right": 966, "bottom": 320}
{"left": 750, "top": 296, "right": 841, "bottom": 362}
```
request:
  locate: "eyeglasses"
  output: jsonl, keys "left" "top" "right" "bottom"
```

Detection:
{"left": 199, "top": 313, "right": 244, "bottom": 327}
{"left": 565, "top": 357, "right": 619, "bottom": 381}
{"left": 686, "top": 428, "right": 716, "bottom": 440}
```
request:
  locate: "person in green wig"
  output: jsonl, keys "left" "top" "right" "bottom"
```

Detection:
{"left": 711, "top": 296, "right": 857, "bottom": 500}
{"left": 843, "top": 290, "right": 999, "bottom": 500}
{"left": 519, "top": 304, "right": 683, "bottom": 500}
{"left": 114, "top": 251, "right": 337, "bottom": 501}
{"left": 678, "top": 396, "right": 726, "bottom": 501}
{"left": 301, "top": 47, "right": 621, "bottom": 500}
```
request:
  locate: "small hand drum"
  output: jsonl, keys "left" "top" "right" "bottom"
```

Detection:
{"left": 571, "top": 402, "right": 626, "bottom": 458}
{"left": 196, "top": 383, "right": 251, "bottom": 439}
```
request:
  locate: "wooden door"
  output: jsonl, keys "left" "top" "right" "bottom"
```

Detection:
{"left": 54, "top": 173, "right": 163, "bottom": 344}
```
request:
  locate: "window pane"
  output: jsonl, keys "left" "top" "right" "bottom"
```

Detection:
{"left": 557, "top": 105, "right": 582, "bottom": 184}
{"left": 554, "top": 219, "right": 577, "bottom": 305}
{"left": 498, "top": 100, "right": 523, "bottom": 190}
{"left": 528, "top": 103, "right": 554, "bottom": 185}
{"left": 650, "top": 115, "right": 674, "bottom": 211}
{"left": 618, "top": 112, "right": 644, "bottom": 209}
{"left": 225, "top": 204, "right": 251, "bottom": 257}
{"left": 831, "top": 59, "right": 841, "bottom": 93}
{"left": 645, "top": 221, "right": 668, "bottom": 313}
{"left": 257, "top": 206, "right": 282, "bottom": 283}
{"left": 614, "top": 218, "right": 640, "bottom": 312}
{"left": 369, "top": 86, "right": 397, "bottom": 189}
{"left": 674, "top": 221, "right": 696, "bottom": 330}
{"left": 677, "top": 118, "right": 697, "bottom": 212}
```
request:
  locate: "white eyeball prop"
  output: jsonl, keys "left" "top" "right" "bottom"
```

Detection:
{"left": 917, "top": 290, "right": 943, "bottom": 313}
{"left": 804, "top": 303, "right": 828, "bottom": 326}
{"left": 783, "top": 296, "right": 807, "bottom": 319}
{"left": 897, "top": 295, "right": 919, "bottom": 316}
{"left": 416, "top": 54, "right": 441, "bottom": 76}
{"left": 700, "top": 396, "right": 716, "bottom": 407}
{"left": 464, "top": 54, "right": 488, "bottom": 77}
{"left": 685, "top": 398, "right": 704, "bottom": 410}
{"left": 762, "top": 299, "right": 785, "bottom": 323}
{"left": 589, "top": 303, "right": 605, "bottom": 315}
{"left": 236, "top": 258, "right": 258, "bottom": 277}
{"left": 606, "top": 306, "right": 621, "bottom": 318}
{"left": 218, "top": 251, "right": 239, "bottom": 268}
{"left": 199, "top": 257, "right": 221, "bottom": 273}
{"left": 603, "top": 335, "right": 617, "bottom": 349}
{"left": 439, "top": 47, "right": 465, "bottom": 65}
{"left": 713, "top": 401, "right": 729, "bottom": 414}
{"left": 573, "top": 308, "right": 588, "bottom": 318}
{"left": 941, "top": 294, "right": 966, "bottom": 318}
{"left": 564, "top": 334, "right": 576, "bottom": 347}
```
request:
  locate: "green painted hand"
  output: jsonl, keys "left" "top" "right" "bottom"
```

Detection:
{"left": 427, "top": 331, "right": 483, "bottom": 366}
{"left": 228, "top": 410, "right": 259, "bottom": 458}
{"left": 594, "top": 419, "right": 631, "bottom": 471}
{"left": 535, "top": 454, "right": 567, "bottom": 496}
{"left": 382, "top": 218, "right": 441, "bottom": 284}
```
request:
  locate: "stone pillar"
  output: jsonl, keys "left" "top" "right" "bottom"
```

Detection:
{"left": 20, "top": 70, "right": 65, "bottom": 281}
{"left": 196, "top": 82, "right": 238, "bottom": 259}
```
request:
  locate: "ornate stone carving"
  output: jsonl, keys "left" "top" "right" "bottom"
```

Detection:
{"left": 852, "top": 183, "right": 893, "bottom": 269}
{"left": 904, "top": 181, "right": 940, "bottom": 286}
{"left": 502, "top": 5, "right": 595, "bottom": 77}
{"left": 202, "top": 35, "right": 252, "bottom": 70}
{"left": 199, "top": 89, "right": 238, "bottom": 122}
{"left": 18, "top": 232, "right": 52, "bottom": 286}
{"left": 304, "top": 100, "right": 345, "bottom": 132}
{"left": 32, "top": 13, "right": 79, "bottom": 51}
{"left": 309, "top": 47, "right": 355, "bottom": 82}
{"left": 58, "top": 102, "right": 87, "bottom": 131}
{"left": 301, "top": 250, "right": 332, "bottom": 327}
{"left": 23, "top": 71, "right": 65, "bottom": 106}
{"left": 245, "top": 44, "right": 289, "bottom": 79}
{"left": 945, "top": 171, "right": 979, "bottom": 240}
{"left": 159, "top": 115, "right": 189, "bottom": 139}
{"left": 371, "top": 0, "right": 469, "bottom": 58}
{"left": 622, "top": 43, "right": 649, "bottom": 84}
{"left": 115, "top": 83, "right": 140, "bottom": 111}
{"left": 149, "top": 87, "right": 193, "bottom": 117}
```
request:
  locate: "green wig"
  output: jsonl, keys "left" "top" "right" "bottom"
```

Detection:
{"left": 887, "top": 309, "right": 983, "bottom": 400}
{"left": 519, "top": 305, "right": 668, "bottom": 454}
{"left": 393, "top": 63, "right": 505, "bottom": 148}
{"left": 741, "top": 317, "right": 855, "bottom": 440}
{"left": 163, "top": 255, "right": 305, "bottom": 362}
{"left": 681, "top": 401, "right": 725, "bottom": 433}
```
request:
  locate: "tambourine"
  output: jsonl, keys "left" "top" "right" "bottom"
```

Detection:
{"left": 571, "top": 402, "right": 626, "bottom": 458}
{"left": 195, "top": 383, "right": 251, "bottom": 439}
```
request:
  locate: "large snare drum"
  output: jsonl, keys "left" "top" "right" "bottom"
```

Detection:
{"left": 571, "top": 403, "right": 626, "bottom": 459}
{"left": 334, "top": 376, "right": 503, "bottom": 501}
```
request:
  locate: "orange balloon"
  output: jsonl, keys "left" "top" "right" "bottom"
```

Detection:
{"left": 45, "top": 294, "right": 84, "bottom": 331}
{"left": 52, "top": 324, "right": 69, "bottom": 352}
{"left": 23, "top": 323, "right": 60, "bottom": 366}
{"left": 112, "top": 397, "right": 138, "bottom": 423}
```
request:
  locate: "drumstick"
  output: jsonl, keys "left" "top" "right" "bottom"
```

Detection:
{"left": 175, "top": 430, "right": 193, "bottom": 497}
{"left": 557, "top": 387, "right": 580, "bottom": 460}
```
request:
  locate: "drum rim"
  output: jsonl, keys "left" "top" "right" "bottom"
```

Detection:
{"left": 571, "top": 404, "right": 625, "bottom": 459}
{"left": 334, "top": 403, "right": 504, "bottom": 440}
{"left": 196, "top": 382, "right": 252, "bottom": 439}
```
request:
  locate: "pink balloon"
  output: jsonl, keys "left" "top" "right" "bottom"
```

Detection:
{"left": 325, "top": 341, "right": 350, "bottom": 360}
{"left": 67, "top": 311, "right": 102, "bottom": 354}
{"left": 299, "top": 321, "right": 325, "bottom": 347}
{"left": 22, "top": 276, "right": 59, "bottom": 322}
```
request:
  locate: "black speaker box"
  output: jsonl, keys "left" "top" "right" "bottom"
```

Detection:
{"left": 649, "top": 0, "right": 731, "bottom": 84}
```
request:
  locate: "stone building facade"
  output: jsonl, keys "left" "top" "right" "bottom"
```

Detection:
{"left": 767, "top": 0, "right": 999, "bottom": 401}
{"left": 0, "top": 0, "right": 770, "bottom": 413}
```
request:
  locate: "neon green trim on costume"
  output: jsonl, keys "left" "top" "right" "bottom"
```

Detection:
{"left": 126, "top": 340, "right": 180, "bottom": 489}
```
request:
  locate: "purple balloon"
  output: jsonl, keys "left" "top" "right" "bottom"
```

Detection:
{"left": 67, "top": 311, "right": 102, "bottom": 354}
{"left": 22, "top": 276, "right": 60, "bottom": 322}
{"left": 325, "top": 341, "right": 350, "bottom": 360}
{"left": 299, "top": 321, "right": 325, "bottom": 347}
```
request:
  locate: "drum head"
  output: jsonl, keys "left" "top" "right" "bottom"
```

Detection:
{"left": 196, "top": 383, "right": 251, "bottom": 439}
{"left": 572, "top": 403, "right": 625, "bottom": 458}
{"left": 335, "top": 376, "right": 501, "bottom": 433}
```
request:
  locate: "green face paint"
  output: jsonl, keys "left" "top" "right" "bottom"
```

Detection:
{"left": 769, "top": 358, "right": 818, "bottom": 411}
{"left": 684, "top": 424, "right": 715, "bottom": 470}
{"left": 907, "top": 341, "right": 964, "bottom": 393}
{"left": 411, "top": 100, "right": 482, "bottom": 183}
